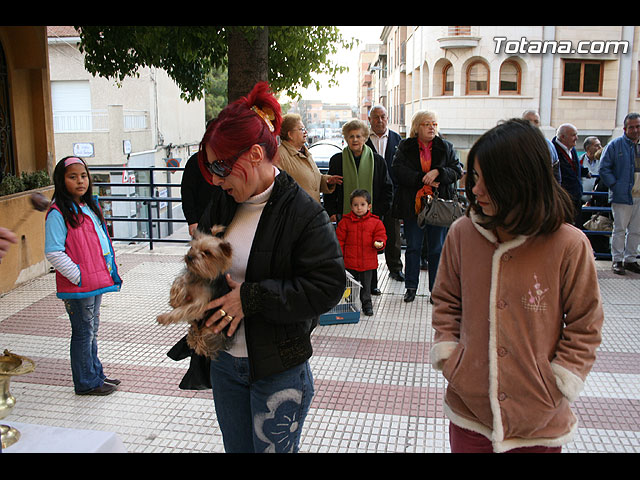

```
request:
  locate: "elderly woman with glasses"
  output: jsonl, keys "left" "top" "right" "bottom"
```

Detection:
{"left": 391, "top": 110, "right": 462, "bottom": 303}
{"left": 173, "top": 82, "right": 346, "bottom": 453}
{"left": 276, "top": 113, "right": 342, "bottom": 203}
{"left": 324, "top": 119, "right": 393, "bottom": 223}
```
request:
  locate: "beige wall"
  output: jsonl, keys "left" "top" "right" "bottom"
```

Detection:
{"left": 0, "top": 187, "right": 54, "bottom": 294}
{"left": 47, "top": 37, "right": 205, "bottom": 168}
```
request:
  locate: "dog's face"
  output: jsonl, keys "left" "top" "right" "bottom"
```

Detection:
{"left": 185, "top": 226, "right": 232, "bottom": 279}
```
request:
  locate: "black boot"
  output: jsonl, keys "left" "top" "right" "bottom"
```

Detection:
{"left": 403, "top": 288, "right": 417, "bottom": 302}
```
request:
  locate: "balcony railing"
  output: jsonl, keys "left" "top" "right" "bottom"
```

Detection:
{"left": 53, "top": 110, "right": 108, "bottom": 133}
{"left": 53, "top": 109, "right": 149, "bottom": 133}
{"left": 438, "top": 26, "right": 480, "bottom": 49}
{"left": 448, "top": 26, "right": 472, "bottom": 36}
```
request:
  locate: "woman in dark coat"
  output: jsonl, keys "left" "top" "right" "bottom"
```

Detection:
{"left": 391, "top": 110, "right": 462, "bottom": 303}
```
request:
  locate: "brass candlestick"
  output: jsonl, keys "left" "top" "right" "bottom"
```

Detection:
{"left": 0, "top": 350, "right": 36, "bottom": 449}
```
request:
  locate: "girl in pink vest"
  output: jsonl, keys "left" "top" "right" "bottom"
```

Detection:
{"left": 45, "top": 157, "right": 122, "bottom": 396}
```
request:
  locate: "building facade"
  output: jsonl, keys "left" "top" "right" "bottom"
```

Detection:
{"left": 47, "top": 26, "right": 206, "bottom": 240}
{"left": 367, "top": 26, "right": 639, "bottom": 164}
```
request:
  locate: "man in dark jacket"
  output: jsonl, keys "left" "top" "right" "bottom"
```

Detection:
{"left": 366, "top": 105, "right": 404, "bottom": 283}
{"left": 553, "top": 124, "right": 588, "bottom": 227}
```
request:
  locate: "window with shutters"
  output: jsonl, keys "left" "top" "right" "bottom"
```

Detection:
{"left": 466, "top": 61, "right": 489, "bottom": 95}
{"left": 51, "top": 80, "right": 93, "bottom": 132}
{"left": 499, "top": 61, "right": 521, "bottom": 95}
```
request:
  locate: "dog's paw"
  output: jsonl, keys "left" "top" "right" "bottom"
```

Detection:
{"left": 156, "top": 313, "right": 172, "bottom": 325}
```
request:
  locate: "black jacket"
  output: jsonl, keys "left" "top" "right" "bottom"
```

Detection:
{"left": 180, "top": 153, "right": 218, "bottom": 225}
{"left": 552, "top": 138, "right": 587, "bottom": 203}
{"left": 171, "top": 170, "right": 346, "bottom": 386}
{"left": 391, "top": 136, "right": 462, "bottom": 220}
{"left": 366, "top": 129, "right": 402, "bottom": 187}
{"left": 323, "top": 149, "right": 393, "bottom": 218}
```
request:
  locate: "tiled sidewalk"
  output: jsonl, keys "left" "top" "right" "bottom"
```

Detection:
{"left": 1, "top": 241, "right": 639, "bottom": 453}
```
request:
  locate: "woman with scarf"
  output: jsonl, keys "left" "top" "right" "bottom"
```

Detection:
{"left": 324, "top": 119, "right": 393, "bottom": 229}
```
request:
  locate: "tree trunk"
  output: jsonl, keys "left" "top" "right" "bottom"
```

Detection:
{"left": 227, "top": 27, "right": 269, "bottom": 102}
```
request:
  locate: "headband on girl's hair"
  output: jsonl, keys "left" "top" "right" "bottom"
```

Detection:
{"left": 64, "top": 157, "right": 85, "bottom": 167}
{"left": 251, "top": 105, "right": 275, "bottom": 132}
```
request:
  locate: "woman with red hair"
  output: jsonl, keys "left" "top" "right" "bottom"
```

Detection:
{"left": 173, "top": 82, "right": 346, "bottom": 452}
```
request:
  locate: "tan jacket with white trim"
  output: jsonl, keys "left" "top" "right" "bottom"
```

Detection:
{"left": 430, "top": 212, "right": 603, "bottom": 452}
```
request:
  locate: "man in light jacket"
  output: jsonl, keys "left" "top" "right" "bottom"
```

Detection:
{"left": 599, "top": 113, "right": 640, "bottom": 275}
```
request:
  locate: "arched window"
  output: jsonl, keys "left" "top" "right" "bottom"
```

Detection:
{"left": 466, "top": 61, "right": 489, "bottom": 95}
{"left": 499, "top": 61, "right": 521, "bottom": 94}
{"left": 443, "top": 63, "right": 454, "bottom": 96}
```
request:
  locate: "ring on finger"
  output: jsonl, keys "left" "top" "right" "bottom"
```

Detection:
{"left": 219, "top": 309, "right": 226, "bottom": 317}
{"left": 225, "top": 315, "right": 233, "bottom": 322}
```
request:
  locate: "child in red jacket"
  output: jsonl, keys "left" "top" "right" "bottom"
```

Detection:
{"left": 336, "top": 189, "right": 387, "bottom": 316}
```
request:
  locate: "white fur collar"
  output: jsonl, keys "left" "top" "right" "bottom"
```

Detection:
{"left": 469, "top": 209, "right": 529, "bottom": 250}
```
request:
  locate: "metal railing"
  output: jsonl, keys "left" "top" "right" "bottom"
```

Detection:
{"left": 91, "top": 166, "right": 189, "bottom": 250}
{"left": 92, "top": 166, "right": 614, "bottom": 258}
{"left": 577, "top": 186, "right": 612, "bottom": 260}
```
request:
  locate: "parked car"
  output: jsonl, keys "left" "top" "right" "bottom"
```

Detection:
{"left": 308, "top": 141, "right": 343, "bottom": 172}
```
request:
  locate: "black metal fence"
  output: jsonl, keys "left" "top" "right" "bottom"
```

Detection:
{"left": 91, "top": 166, "right": 613, "bottom": 258}
{"left": 579, "top": 185, "right": 612, "bottom": 260}
{"left": 91, "top": 166, "right": 189, "bottom": 250}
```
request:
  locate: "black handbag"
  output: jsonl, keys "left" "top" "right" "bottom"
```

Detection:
{"left": 417, "top": 189, "right": 465, "bottom": 228}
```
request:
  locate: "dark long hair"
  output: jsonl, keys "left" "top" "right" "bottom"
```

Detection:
{"left": 52, "top": 156, "right": 105, "bottom": 229}
{"left": 464, "top": 118, "right": 574, "bottom": 236}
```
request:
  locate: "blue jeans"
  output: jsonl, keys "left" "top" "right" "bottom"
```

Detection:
{"left": 403, "top": 217, "right": 448, "bottom": 291}
{"left": 63, "top": 295, "right": 105, "bottom": 393}
{"left": 210, "top": 352, "right": 314, "bottom": 453}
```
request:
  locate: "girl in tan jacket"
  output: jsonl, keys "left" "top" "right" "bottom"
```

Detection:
{"left": 431, "top": 119, "right": 604, "bottom": 453}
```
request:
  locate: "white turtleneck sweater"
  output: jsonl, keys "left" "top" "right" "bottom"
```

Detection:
{"left": 224, "top": 167, "right": 279, "bottom": 357}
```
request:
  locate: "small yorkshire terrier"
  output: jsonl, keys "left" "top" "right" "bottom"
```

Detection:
{"left": 157, "top": 226, "right": 233, "bottom": 358}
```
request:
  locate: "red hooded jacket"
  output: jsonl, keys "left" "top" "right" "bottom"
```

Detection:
{"left": 336, "top": 211, "right": 387, "bottom": 272}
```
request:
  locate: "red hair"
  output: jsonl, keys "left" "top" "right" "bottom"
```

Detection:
{"left": 199, "top": 82, "right": 282, "bottom": 179}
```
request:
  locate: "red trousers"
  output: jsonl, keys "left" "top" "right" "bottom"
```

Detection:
{"left": 449, "top": 423, "right": 562, "bottom": 453}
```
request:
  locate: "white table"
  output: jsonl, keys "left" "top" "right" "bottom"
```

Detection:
{"left": 2, "top": 422, "right": 127, "bottom": 453}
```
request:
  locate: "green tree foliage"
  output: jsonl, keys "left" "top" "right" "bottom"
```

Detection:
{"left": 76, "top": 26, "right": 355, "bottom": 102}
{"left": 204, "top": 66, "right": 228, "bottom": 122}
